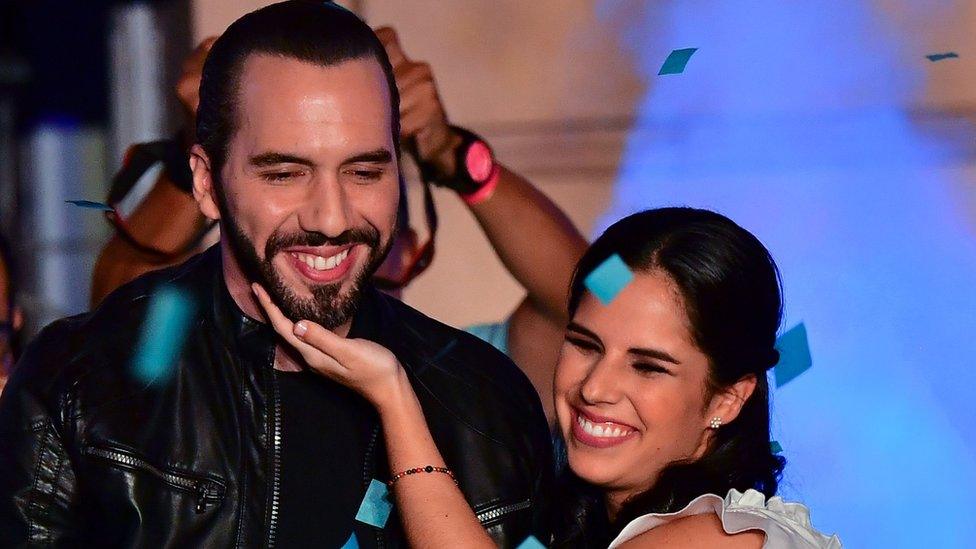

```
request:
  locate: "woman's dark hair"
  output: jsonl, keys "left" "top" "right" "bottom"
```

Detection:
{"left": 552, "top": 207, "right": 786, "bottom": 547}
{"left": 196, "top": 0, "right": 400, "bottom": 179}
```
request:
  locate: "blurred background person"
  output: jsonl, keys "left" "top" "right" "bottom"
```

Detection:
{"left": 0, "top": 232, "right": 24, "bottom": 395}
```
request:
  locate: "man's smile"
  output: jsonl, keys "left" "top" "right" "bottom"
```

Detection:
{"left": 283, "top": 244, "right": 361, "bottom": 284}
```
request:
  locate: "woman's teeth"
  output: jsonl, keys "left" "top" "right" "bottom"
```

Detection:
{"left": 577, "top": 415, "right": 633, "bottom": 438}
{"left": 292, "top": 249, "right": 350, "bottom": 271}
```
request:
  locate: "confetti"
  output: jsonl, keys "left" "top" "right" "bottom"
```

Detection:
{"left": 355, "top": 479, "right": 393, "bottom": 528}
{"left": 65, "top": 199, "right": 113, "bottom": 212}
{"left": 774, "top": 322, "right": 812, "bottom": 388}
{"left": 584, "top": 254, "right": 634, "bottom": 305}
{"left": 659, "top": 48, "right": 698, "bottom": 75}
{"left": 133, "top": 286, "right": 196, "bottom": 384}
{"left": 341, "top": 532, "right": 360, "bottom": 549}
{"left": 926, "top": 52, "right": 959, "bottom": 62}
{"left": 770, "top": 441, "right": 783, "bottom": 454}
{"left": 517, "top": 535, "right": 548, "bottom": 549}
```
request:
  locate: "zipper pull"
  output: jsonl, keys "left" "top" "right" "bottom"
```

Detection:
{"left": 194, "top": 482, "right": 210, "bottom": 513}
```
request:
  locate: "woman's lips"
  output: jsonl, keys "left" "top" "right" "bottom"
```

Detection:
{"left": 571, "top": 408, "right": 639, "bottom": 449}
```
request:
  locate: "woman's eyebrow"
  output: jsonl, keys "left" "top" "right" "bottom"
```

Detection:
{"left": 628, "top": 347, "right": 680, "bottom": 364}
{"left": 566, "top": 322, "right": 602, "bottom": 343}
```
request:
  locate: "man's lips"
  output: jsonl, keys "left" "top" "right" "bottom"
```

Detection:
{"left": 283, "top": 244, "right": 361, "bottom": 284}
{"left": 571, "top": 407, "right": 639, "bottom": 449}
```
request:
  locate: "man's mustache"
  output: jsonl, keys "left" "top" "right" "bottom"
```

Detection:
{"left": 264, "top": 226, "right": 380, "bottom": 258}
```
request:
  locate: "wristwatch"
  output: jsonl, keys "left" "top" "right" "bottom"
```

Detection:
{"left": 421, "top": 126, "right": 497, "bottom": 195}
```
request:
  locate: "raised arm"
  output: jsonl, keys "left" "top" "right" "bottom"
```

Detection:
{"left": 91, "top": 38, "right": 217, "bottom": 307}
{"left": 376, "top": 28, "right": 588, "bottom": 418}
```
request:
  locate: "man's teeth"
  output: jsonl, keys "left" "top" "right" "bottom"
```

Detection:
{"left": 292, "top": 249, "right": 350, "bottom": 271}
{"left": 577, "top": 415, "right": 632, "bottom": 438}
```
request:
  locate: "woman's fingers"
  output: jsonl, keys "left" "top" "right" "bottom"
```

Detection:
{"left": 251, "top": 284, "right": 344, "bottom": 374}
{"left": 252, "top": 284, "right": 296, "bottom": 338}
{"left": 292, "top": 319, "right": 352, "bottom": 362}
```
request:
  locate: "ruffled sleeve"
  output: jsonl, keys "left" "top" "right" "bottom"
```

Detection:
{"left": 607, "top": 489, "right": 841, "bottom": 548}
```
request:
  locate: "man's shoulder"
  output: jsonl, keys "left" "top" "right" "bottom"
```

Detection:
{"left": 4, "top": 250, "right": 216, "bottom": 406}
{"left": 384, "top": 297, "right": 528, "bottom": 391}
{"left": 379, "top": 295, "right": 548, "bottom": 434}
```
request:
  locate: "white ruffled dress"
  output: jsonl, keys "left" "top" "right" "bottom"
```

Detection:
{"left": 607, "top": 489, "right": 841, "bottom": 548}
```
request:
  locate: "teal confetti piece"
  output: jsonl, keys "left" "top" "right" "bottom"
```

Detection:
{"left": 926, "top": 52, "right": 958, "bottom": 62}
{"left": 341, "top": 532, "right": 360, "bottom": 549}
{"left": 355, "top": 479, "right": 393, "bottom": 528}
{"left": 517, "top": 535, "right": 547, "bottom": 549}
{"left": 133, "top": 286, "right": 196, "bottom": 384}
{"left": 774, "top": 322, "right": 812, "bottom": 388}
{"left": 66, "top": 199, "right": 113, "bottom": 212}
{"left": 584, "top": 254, "right": 634, "bottom": 305}
{"left": 658, "top": 47, "right": 698, "bottom": 75}
{"left": 770, "top": 441, "right": 783, "bottom": 454}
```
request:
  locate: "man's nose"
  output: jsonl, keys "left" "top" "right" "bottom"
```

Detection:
{"left": 299, "top": 176, "right": 352, "bottom": 238}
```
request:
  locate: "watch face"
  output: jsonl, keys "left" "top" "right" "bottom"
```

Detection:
{"left": 464, "top": 141, "right": 494, "bottom": 183}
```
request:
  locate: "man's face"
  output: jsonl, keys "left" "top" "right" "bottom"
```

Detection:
{"left": 204, "top": 54, "right": 400, "bottom": 328}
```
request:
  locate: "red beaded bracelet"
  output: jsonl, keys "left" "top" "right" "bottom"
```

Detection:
{"left": 388, "top": 465, "right": 457, "bottom": 487}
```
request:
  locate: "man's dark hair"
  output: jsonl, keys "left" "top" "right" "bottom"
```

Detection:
{"left": 196, "top": 0, "right": 400, "bottom": 178}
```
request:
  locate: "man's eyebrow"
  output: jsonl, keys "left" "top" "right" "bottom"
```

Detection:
{"left": 248, "top": 152, "right": 315, "bottom": 167}
{"left": 343, "top": 148, "right": 393, "bottom": 165}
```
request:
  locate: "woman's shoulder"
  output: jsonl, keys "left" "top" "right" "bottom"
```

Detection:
{"left": 613, "top": 511, "right": 763, "bottom": 549}
{"left": 607, "top": 489, "right": 842, "bottom": 549}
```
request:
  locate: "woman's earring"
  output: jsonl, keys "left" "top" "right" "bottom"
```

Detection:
{"left": 709, "top": 417, "right": 723, "bottom": 429}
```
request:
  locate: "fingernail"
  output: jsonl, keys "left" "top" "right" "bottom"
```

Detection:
{"left": 294, "top": 321, "right": 307, "bottom": 338}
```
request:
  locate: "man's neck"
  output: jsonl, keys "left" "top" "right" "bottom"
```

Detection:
{"left": 219, "top": 241, "right": 352, "bottom": 372}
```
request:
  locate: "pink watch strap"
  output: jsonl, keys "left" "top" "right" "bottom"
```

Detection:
{"left": 461, "top": 164, "right": 501, "bottom": 205}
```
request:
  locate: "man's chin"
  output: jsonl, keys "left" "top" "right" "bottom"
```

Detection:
{"left": 267, "top": 265, "right": 366, "bottom": 329}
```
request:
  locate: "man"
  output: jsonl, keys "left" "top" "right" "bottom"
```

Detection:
{"left": 91, "top": 27, "right": 586, "bottom": 421}
{"left": 0, "top": 3, "right": 552, "bottom": 547}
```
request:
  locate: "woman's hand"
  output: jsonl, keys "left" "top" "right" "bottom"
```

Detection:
{"left": 252, "top": 283, "right": 408, "bottom": 408}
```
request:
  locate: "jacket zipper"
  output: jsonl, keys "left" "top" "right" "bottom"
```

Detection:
{"left": 362, "top": 425, "right": 383, "bottom": 549}
{"left": 83, "top": 445, "right": 225, "bottom": 513}
{"left": 475, "top": 499, "right": 532, "bottom": 525}
{"left": 266, "top": 368, "right": 283, "bottom": 548}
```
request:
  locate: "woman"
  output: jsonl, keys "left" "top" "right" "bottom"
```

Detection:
{"left": 253, "top": 207, "right": 840, "bottom": 548}
{"left": 548, "top": 208, "right": 839, "bottom": 548}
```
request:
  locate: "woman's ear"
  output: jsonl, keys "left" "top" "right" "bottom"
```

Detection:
{"left": 706, "top": 374, "right": 758, "bottom": 427}
{"left": 189, "top": 145, "right": 221, "bottom": 221}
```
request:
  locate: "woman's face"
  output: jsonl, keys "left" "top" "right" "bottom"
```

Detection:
{"left": 554, "top": 269, "right": 737, "bottom": 509}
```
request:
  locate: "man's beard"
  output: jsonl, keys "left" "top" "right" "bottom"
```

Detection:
{"left": 216, "top": 189, "right": 395, "bottom": 329}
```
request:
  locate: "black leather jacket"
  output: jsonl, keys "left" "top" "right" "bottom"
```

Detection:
{"left": 0, "top": 248, "right": 553, "bottom": 547}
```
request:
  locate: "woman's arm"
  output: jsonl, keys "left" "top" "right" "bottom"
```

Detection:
{"left": 252, "top": 284, "right": 494, "bottom": 549}
{"left": 377, "top": 372, "right": 495, "bottom": 548}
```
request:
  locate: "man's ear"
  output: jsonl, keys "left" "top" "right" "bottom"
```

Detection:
{"left": 399, "top": 227, "right": 418, "bottom": 265}
{"left": 706, "top": 373, "right": 758, "bottom": 427}
{"left": 189, "top": 144, "right": 221, "bottom": 221}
